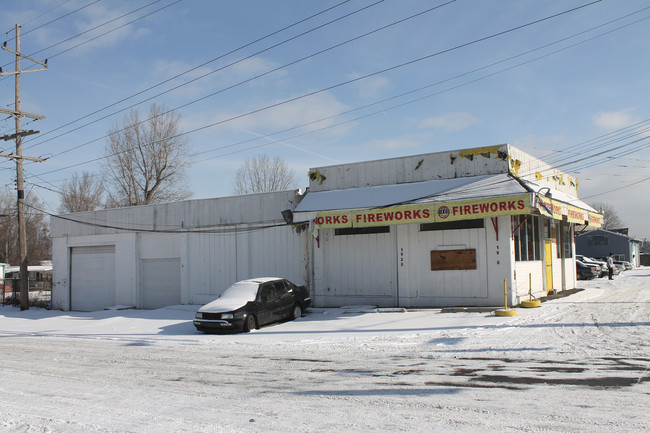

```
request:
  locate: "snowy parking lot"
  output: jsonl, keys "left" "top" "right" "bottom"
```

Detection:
{"left": 1, "top": 269, "right": 649, "bottom": 432}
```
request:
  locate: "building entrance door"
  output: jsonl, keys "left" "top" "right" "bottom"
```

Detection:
{"left": 545, "top": 240, "right": 554, "bottom": 294}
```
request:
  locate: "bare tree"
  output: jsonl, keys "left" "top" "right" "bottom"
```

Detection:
{"left": 641, "top": 239, "right": 650, "bottom": 254}
{"left": 59, "top": 171, "right": 104, "bottom": 213}
{"left": 102, "top": 103, "right": 192, "bottom": 207}
{"left": 590, "top": 202, "right": 625, "bottom": 231}
{"left": 0, "top": 191, "right": 51, "bottom": 265}
{"left": 232, "top": 154, "right": 298, "bottom": 195}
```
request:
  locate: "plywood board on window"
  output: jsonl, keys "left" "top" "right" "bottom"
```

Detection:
{"left": 431, "top": 249, "right": 476, "bottom": 271}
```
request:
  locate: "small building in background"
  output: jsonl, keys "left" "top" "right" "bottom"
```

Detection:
{"left": 575, "top": 228, "right": 642, "bottom": 267}
{"left": 3, "top": 263, "right": 53, "bottom": 291}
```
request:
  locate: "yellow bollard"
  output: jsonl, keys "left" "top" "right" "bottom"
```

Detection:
{"left": 495, "top": 278, "right": 517, "bottom": 316}
{"left": 521, "top": 273, "right": 541, "bottom": 308}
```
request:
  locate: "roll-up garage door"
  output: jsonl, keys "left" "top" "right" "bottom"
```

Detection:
{"left": 141, "top": 258, "right": 181, "bottom": 309}
{"left": 71, "top": 245, "right": 116, "bottom": 311}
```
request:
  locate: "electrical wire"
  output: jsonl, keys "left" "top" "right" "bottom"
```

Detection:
{"left": 22, "top": 0, "right": 644, "bottom": 206}
{"left": 11, "top": 0, "right": 76, "bottom": 28}
{"left": 22, "top": 0, "right": 391, "bottom": 151}
{"left": 28, "top": 200, "right": 289, "bottom": 234}
{"left": 13, "top": 0, "right": 648, "bottom": 216}
{"left": 0, "top": 0, "right": 171, "bottom": 72}
{"left": 3, "top": 0, "right": 100, "bottom": 41}
{"left": 19, "top": 0, "right": 353, "bottom": 148}
{"left": 31, "top": 0, "right": 600, "bottom": 171}
{"left": 11, "top": 0, "right": 167, "bottom": 64}
{"left": 188, "top": 7, "right": 650, "bottom": 163}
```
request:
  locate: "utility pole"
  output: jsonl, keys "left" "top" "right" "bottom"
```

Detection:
{"left": 0, "top": 25, "right": 47, "bottom": 310}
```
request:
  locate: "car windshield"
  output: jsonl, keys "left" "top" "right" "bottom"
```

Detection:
{"left": 218, "top": 281, "right": 260, "bottom": 304}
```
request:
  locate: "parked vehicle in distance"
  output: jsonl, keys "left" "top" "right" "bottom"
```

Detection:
{"left": 576, "top": 261, "right": 599, "bottom": 280}
{"left": 194, "top": 277, "right": 311, "bottom": 333}
{"left": 576, "top": 255, "right": 607, "bottom": 278}
{"left": 614, "top": 260, "right": 633, "bottom": 270}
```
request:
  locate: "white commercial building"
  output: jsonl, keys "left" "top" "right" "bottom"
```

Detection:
{"left": 51, "top": 144, "right": 601, "bottom": 311}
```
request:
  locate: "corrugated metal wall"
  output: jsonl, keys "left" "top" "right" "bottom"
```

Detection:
{"left": 318, "top": 228, "right": 397, "bottom": 307}
{"left": 307, "top": 145, "right": 512, "bottom": 192}
{"left": 186, "top": 225, "right": 305, "bottom": 306}
{"left": 399, "top": 224, "right": 488, "bottom": 307}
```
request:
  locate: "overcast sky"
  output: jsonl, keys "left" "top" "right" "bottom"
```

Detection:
{"left": 1, "top": 0, "right": 649, "bottom": 239}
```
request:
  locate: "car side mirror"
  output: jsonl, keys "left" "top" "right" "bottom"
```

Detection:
{"left": 260, "top": 296, "right": 268, "bottom": 303}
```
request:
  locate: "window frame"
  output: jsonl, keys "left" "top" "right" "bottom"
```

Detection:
{"left": 513, "top": 215, "right": 541, "bottom": 262}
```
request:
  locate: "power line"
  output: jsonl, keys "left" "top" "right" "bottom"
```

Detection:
{"left": 17, "top": 0, "right": 644, "bottom": 204}
{"left": 30, "top": 201, "right": 288, "bottom": 234}
{"left": 5, "top": 0, "right": 168, "bottom": 69}
{"left": 193, "top": 8, "right": 650, "bottom": 162}
{"left": 20, "top": 0, "right": 354, "bottom": 149}
{"left": 12, "top": 0, "right": 76, "bottom": 28}
{"left": 33, "top": 0, "right": 600, "bottom": 171}
{"left": 19, "top": 0, "right": 645, "bottom": 213}
{"left": 22, "top": 0, "right": 386, "bottom": 151}
{"left": 32, "top": 0, "right": 183, "bottom": 63}
{"left": 3, "top": 0, "right": 100, "bottom": 40}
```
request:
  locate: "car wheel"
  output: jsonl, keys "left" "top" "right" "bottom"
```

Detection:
{"left": 292, "top": 304, "right": 302, "bottom": 320}
{"left": 243, "top": 314, "right": 256, "bottom": 332}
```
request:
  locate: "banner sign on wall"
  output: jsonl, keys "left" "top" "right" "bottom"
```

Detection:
{"left": 313, "top": 194, "right": 532, "bottom": 229}
{"left": 588, "top": 212, "right": 603, "bottom": 228}
{"left": 536, "top": 196, "right": 563, "bottom": 220}
{"left": 566, "top": 205, "right": 588, "bottom": 224}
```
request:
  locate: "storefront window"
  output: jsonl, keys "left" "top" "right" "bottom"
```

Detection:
{"left": 544, "top": 219, "right": 552, "bottom": 239}
{"left": 335, "top": 226, "right": 390, "bottom": 236}
{"left": 558, "top": 222, "right": 573, "bottom": 258}
{"left": 420, "top": 219, "right": 484, "bottom": 231}
{"left": 513, "top": 215, "right": 541, "bottom": 261}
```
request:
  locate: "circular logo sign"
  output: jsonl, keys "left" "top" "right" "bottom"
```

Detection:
{"left": 438, "top": 206, "right": 450, "bottom": 219}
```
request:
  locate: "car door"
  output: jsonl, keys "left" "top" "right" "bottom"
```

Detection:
{"left": 256, "top": 283, "right": 278, "bottom": 326}
{"left": 273, "top": 280, "right": 294, "bottom": 319}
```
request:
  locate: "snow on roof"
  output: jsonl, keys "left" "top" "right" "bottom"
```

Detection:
{"left": 294, "top": 173, "right": 525, "bottom": 213}
{"left": 518, "top": 178, "right": 597, "bottom": 212}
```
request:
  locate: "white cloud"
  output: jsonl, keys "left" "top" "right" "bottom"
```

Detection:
{"left": 419, "top": 112, "right": 480, "bottom": 132}
{"left": 355, "top": 76, "right": 391, "bottom": 99}
{"left": 197, "top": 91, "right": 352, "bottom": 136}
{"left": 68, "top": 3, "right": 146, "bottom": 52}
{"left": 593, "top": 110, "right": 639, "bottom": 131}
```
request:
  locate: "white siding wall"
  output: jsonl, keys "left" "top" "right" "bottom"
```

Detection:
{"left": 186, "top": 225, "right": 305, "bottom": 306}
{"left": 396, "top": 216, "right": 513, "bottom": 308}
{"left": 513, "top": 261, "right": 545, "bottom": 302}
{"left": 311, "top": 216, "right": 517, "bottom": 308}
{"left": 51, "top": 233, "right": 137, "bottom": 311}
{"left": 512, "top": 221, "right": 579, "bottom": 304}
{"left": 138, "top": 234, "right": 182, "bottom": 309}
{"left": 308, "top": 145, "right": 512, "bottom": 192}
{"left": 508, "top": 147, "right": 579, "bottom": 196}
{"left": 398, "top": 224, "right": 488, "bottom": 306}
{"left": 317, "top": 228, "right": 397, "bottom": 307}
{"left": 53, "top": 225, "right": 305, "bottom": 311}
{"left": 51, "top": 191, "right": 300, "bottom": 238}
{"left": 51, "top": 191, "right": 305, "bottom": 311}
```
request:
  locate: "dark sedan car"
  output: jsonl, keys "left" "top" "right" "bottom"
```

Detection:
{"left": 576, "top": 261, "right": 599, "bottom": 280}
{"left": 194, "top": 277, "right": 311, "bottom": 333}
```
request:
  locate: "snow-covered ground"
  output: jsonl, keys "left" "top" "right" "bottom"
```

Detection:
{"left": 1, "top": 269, "right": 649, "bottom": 432}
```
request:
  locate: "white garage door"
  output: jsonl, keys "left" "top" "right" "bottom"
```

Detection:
{"left": 71, "top": 245, "right": 116, "bottom": 311}
{"left": 141, "top": 259, "right": 181, "bottom": 309}
{"left": 321, "top": 227, "right": 397, "bottom": 307}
